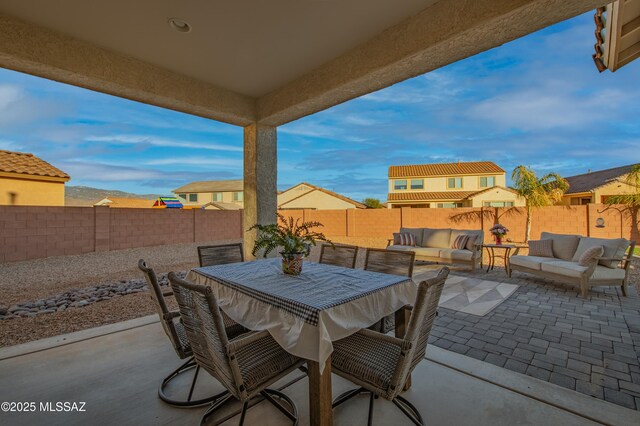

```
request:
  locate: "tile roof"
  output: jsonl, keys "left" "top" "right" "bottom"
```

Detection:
{"left": 279, "top": 182, "right": 367, "bottom": 209}
{"left": 0, "top": 149, "right": 69, "bottom": 180}
{"left": 94, "top": 197, "right": 154, "bottom": 208}
{"left": 388, "top": 161, "right": 504, "bottom": 178}
{"left": 387, "top": 186, "right": 518, "bottom": 202}
{"left": 173, "top": 179, "right": 243, "bottom": 193}
{"left": 388, "top": 191, "right": 479, "bottom": 201}
{"left": 564, "top": 164, "right": 637, "bottom": 194}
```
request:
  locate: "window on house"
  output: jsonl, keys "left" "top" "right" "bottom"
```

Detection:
{"left": 189, "top": 193, "right": 198, "bottom": 202}
{"left": 410, "top": 179, "right": 424, "bottom": 190}
{"left": 177, "top": 194, "right": 186, "bottom": 200}
{"left": 437, "top": 202, "right": 463, "bottom": 208}
{"left": 394, "top": 180, "right": 407, "bottom": 190}
{"left": 480, "top": 176, "right": 495, "bottom": 187}
{"left": 447, "top": 178, "right": 463, "bottom": 189}
{"left": 483, "top": 201, "right": 514, "bottom": 207}
{"left": 212, "top": 192, "right": 222, "bottom": 202}
{"left": 233, "top": 191, "right": 243, "bottom": 202}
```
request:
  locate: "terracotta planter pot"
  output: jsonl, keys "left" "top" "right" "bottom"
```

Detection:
{"left": 281, "top": 252, "right": 304, "bottom": 275}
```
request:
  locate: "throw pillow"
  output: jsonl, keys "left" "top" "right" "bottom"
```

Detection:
{"left": 465, "top": 234, "right": 479, "bottom": 251}
{"left": 393, "top": 233, "right": 416, "bottom": 246}
{"left": 451, "top": 234, "right": 469, "bottom": 250}
{"left": 578, "top": 245, "right": 604, "bottom": 267}
{"left": 528, "top": 239, "right": 553, "bottom": 257}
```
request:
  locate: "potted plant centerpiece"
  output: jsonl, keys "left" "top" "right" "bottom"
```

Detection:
{"left": 489, "top": 223, "right": 509, "bottom": 245}
{"left": 250, "top": 214, "right": 332, "bottom": 275}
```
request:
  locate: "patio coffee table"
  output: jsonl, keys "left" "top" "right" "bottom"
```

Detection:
{"left": 188, "top": 258, "right": 416, "bottom": 426}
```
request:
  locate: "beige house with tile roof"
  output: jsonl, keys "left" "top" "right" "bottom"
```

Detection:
{"left": 278, "top": 183, "right": 366, "bottom": 210}
{"left": 560, "top": 164, "right": 639, "bottom": 205}
{"left": 0, "top": 150, "right": 70, "bottom": 206}
{"left": 173, "top": 179, "right": 244, "bottom": 208}
{"left": 387, "top": 161, "right": 524, "bottom": 209}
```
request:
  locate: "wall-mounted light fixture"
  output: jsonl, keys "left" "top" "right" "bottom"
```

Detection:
{"left": 595, "top": 217, "right": 605, "bottom": 228}
{"left": 168, "top": 18, "right": 192, "bottom": 33}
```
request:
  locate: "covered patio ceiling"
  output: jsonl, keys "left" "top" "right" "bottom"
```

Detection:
{"left": 0, "top": 0, "right": 608, "bottom": 127}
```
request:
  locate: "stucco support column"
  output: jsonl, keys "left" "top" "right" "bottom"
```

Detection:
{"left": 243, "top": 123, "right": 277, "bottom": 259}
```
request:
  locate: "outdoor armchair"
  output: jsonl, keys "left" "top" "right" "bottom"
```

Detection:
{"left": 168, "top": 272, "right": 304, "bottom": 426}
{"left": 138, "top": 259, "right": 245, "bottom": 407}
{"left": 365, "top": 248, "right": 416, "bottom": 333}
{"left": 331, "top": 267, "right": 449, "bottom": 426}
{"left": 319, "top": 243, "right": 359, "bottom": 269}
{"left": 198, "top": 243, "right": 244, "bottom": 267}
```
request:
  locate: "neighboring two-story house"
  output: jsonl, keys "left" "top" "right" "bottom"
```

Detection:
{"left": 173, "top": 179, "right": 244, "bottom": 209}
{"left": 560, "top": 164, "right": 639, "bottom": 205}
{"left": 387, "top": 161, "right": 523, "bottom": 209}
{"left": 0, "top": 149, "right": 70, "bottom": 206}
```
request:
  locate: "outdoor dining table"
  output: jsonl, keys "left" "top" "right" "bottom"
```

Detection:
{"left": 187, "top": 257, "right": 417, "bottom": 426}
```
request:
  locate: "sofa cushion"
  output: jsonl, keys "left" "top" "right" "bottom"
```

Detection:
{"left": 578, "top": 245, "right": 604, "bottom": 267}
{"left": 411, "top": 247, "right": 442, "bottom": 258}
{"left": 439, "top": 248, "right": 473, "bottom": 261}
{"left": 451, "top": 234, "right": 469, "bottom": 249}
{"left": 540, "top": 260, "right": 588, "bottom": 278}
{"left": 540, "top": 232, "right": 581, "bottom": 261}
{"left": 387, "top": 245, "right": 416, "bottom": 252}
{"left": 572, "top": 237, "right": 630, "bottom": 269}
{"left": 422, "top": 228, "right": 452, "bottom": 249}
{"left": 510, "top": 255, "right": 551, "bottom": 271}
{"left": 449, "top": 229, "right": 483, "bottom": 250}
{"left": 591, "top": 265, "right": 626, "bottom": 281}
{"left": 399, "top": 228, "right": 424, "bottom": 247}
{"left": 528, "top": 239, "right": 554, "bottom": 257}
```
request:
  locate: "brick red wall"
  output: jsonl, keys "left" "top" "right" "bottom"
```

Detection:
{"left": 0, "top": 206, "right": 243, "bottom": 263}
{"left": 1, "top": 204, "right": 637, "bottom": 263}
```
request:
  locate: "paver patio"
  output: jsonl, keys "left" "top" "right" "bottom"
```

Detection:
{"left": 421, "top": 259, "right": 640, "bottom": 411}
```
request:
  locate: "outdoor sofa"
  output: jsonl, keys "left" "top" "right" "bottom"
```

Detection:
{"left": 508, "top": 232, "right": 636, "bottom": 298}
{"left": 387, "top": 227, "right": 483, "bottom": 271}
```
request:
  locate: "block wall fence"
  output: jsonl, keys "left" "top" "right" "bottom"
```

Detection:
{"left": 0, "top": 204, "right": 637, "bottom": 263}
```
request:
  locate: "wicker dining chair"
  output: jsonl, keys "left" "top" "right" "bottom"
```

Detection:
{"left": 138, "top": 259, "right": 246, "bottom": 407}
{"left": 168, "top": 272, "right": 304, "bottom": 426}
{"left": 319, "top": 243, "right": 359, "bottom": 269}
{"left": 198, "top": 243, "right": 244, "bottom": 267}
{"left": 331, "top": 267, "right": 449, "bottom": 426}
{"left": 364, "top": 248, "right": 416, "bottom": 333}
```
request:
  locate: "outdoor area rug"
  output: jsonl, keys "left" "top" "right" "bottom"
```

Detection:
{"left": 414, "top": 268, "right": 518, "bottom": 316}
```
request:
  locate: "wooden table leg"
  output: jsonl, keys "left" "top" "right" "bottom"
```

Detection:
{"left": 308, "top": 357, "right": 333, "bottom": 426}
{"left": 395, "top": 307, "right": 411, "bottom": 390}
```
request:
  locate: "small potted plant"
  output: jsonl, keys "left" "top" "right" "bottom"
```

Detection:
{"left": 489, "top": 223, "right": 509, "bottom": 245}
{"left": 250, "top": 214, "right": 332, "bottom": 275}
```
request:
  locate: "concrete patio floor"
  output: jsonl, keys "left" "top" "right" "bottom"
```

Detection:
{"left": 1, "top": 316, "right": 638, "bottom": 426}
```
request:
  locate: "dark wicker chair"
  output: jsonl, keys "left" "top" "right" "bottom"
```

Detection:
{"left": 319, "top": 243, "right": 359, "bottom": 269}
{"left": 168, "top": 272, "right": 304, "bottom": 426}
{"left": 331, "top": 267, "right": 450, "bottom": 426}
{"left": 138, "top": 259, "right": 246, "bottom": 407}
{"left": 364, "top": 248, "right": 416, "bottom": 333}
{"left": 198, "top": 243, "right": 244, "bottom": 267}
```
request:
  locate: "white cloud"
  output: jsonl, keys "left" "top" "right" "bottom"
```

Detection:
{"left": 85, "top": 134, "right": 242, "bottom": 152}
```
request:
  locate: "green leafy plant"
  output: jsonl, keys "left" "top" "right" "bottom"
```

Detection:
{"left": 250, "top": 214, "right": 332, "bottom": 257}
{"left": 511, "top": 165, "right": 568, "bottom": 241}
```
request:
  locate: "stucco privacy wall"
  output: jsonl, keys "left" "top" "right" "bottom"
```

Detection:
{"left": 0, "top": 204, "right": 637, "bottom": 263}
{"left": 0, "top": 206, "right": 242, "bottom": 263}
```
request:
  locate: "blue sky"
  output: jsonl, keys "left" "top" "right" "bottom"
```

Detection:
{"left": 0, "top": 12, "right": 638, "bottom": 201}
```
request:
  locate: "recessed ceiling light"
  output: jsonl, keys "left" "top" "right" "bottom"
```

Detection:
{"left": 168, "top": 18, "right": 191, "bottom": 33}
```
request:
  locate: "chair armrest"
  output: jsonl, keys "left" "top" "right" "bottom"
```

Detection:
{"left": 387, "top": 238, "right": 393, "bottom": 247}
{"left": 597, "top": 257, "right": 624, "bottom": 262}
{"left": 162, "top": 290, "right": 174, "bottom": 297}
{"left": 227, "top": 330, "right": 271, "bottom": 354}
{"left": 163, "top": 311, "right": 180, "bottom": 321}
{"left": 358, "top": 327, "right": 406, "bottom": 347}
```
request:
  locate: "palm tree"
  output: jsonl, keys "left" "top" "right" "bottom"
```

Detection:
{"left": 511, "top": 165, "right": 569, "bottom": 242}
{"left": 603, "top": 164, "right": 640, "bottom": 244}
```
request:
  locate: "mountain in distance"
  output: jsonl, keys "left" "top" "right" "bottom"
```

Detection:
{"left": 65, "top": 185, "right": 161, "bottom": 206}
